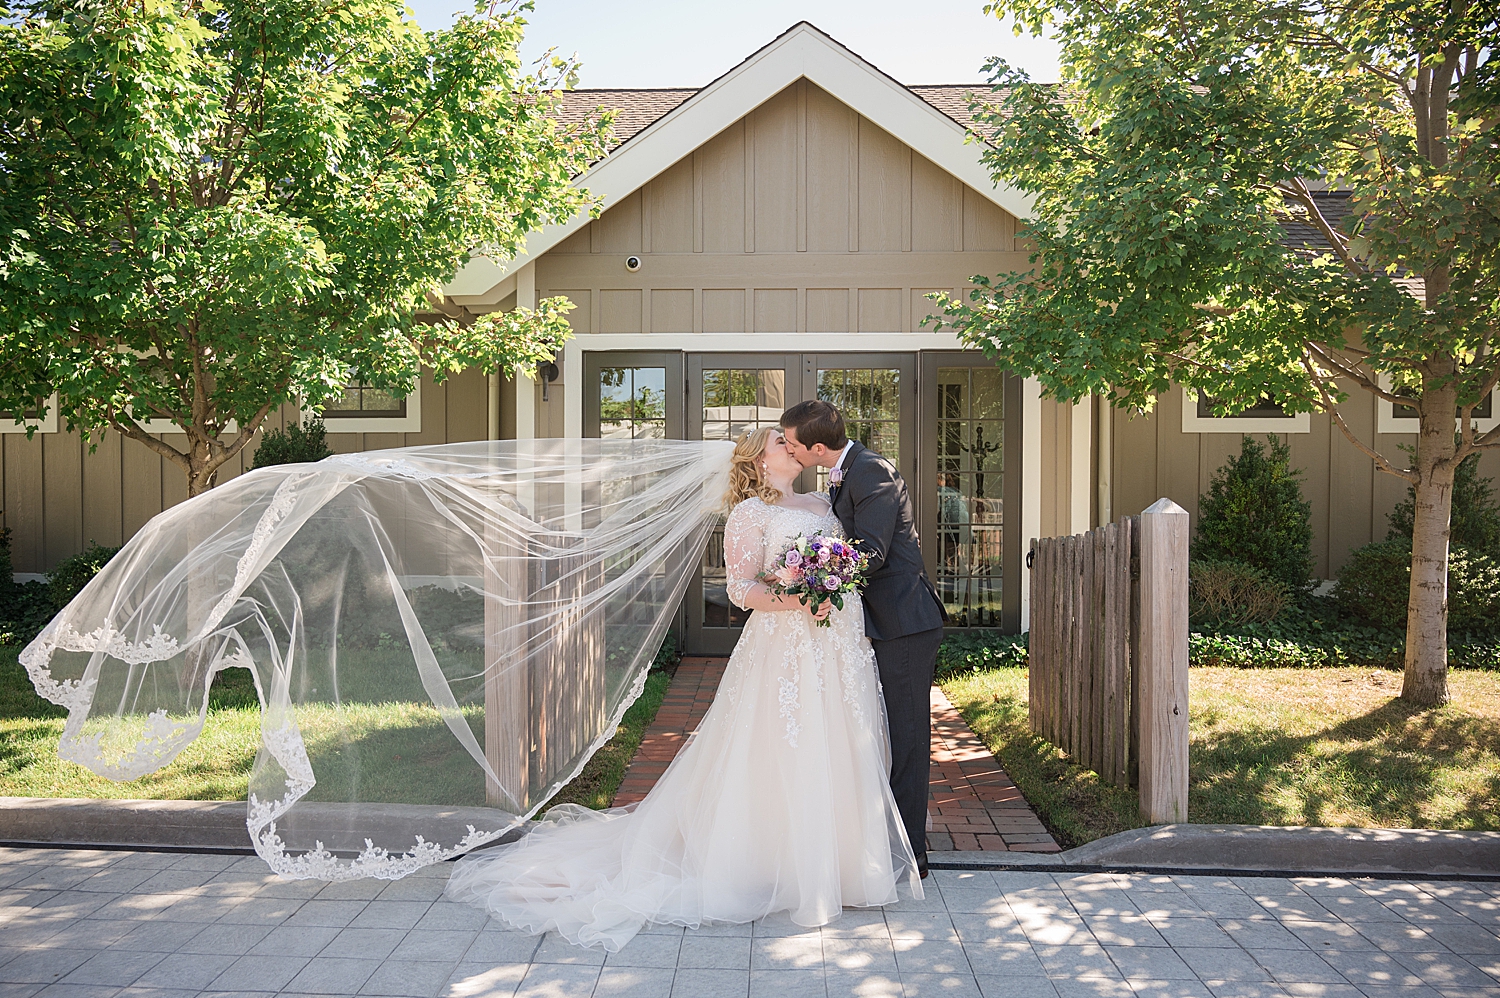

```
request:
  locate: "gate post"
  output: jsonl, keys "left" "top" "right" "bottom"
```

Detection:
{"left": 1137, "top": 498, "right": 1190, "bottom": 823}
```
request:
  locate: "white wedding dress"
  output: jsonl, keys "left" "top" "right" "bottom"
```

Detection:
{"left": 445, "top": 495, "right": 922, "bottom": 950}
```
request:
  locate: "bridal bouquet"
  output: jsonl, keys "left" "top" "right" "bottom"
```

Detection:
{"left": 763, "top": 533, "right": 870, "bottom": 628}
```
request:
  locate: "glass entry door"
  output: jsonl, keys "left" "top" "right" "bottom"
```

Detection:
{"left": 686, "top": 355, "right": 802, "bottom": 655}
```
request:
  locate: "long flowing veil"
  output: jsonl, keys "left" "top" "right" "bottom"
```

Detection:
{"left": 21, "top": 439, "right": 733, "bottom": 880}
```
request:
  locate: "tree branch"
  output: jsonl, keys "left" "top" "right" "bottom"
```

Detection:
{"left": 1302, "top": 353, "right": 1418, "bottom": 483}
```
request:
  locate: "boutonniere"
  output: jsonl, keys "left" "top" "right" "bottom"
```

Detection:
{"left": 829, "top": 467, "right": 844, "bottom": 486}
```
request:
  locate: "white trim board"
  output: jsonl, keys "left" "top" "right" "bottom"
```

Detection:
{"left": 442, "top": 23, "right": 1033, "bottom": 298}
{"left": 0, "top": 394, "right": 58, "bottom": 434}
{"left": 1179, "top": 386, "right": 1310, "bottom": 434}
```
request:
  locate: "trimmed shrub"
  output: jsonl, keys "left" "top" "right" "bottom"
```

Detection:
{"left": 0, "top": 527, "right": 52, "bottom": 644}
{"left": 252, "top": 419, "right": 333, "bottom": 469}
{"left": 1189, "top": 560, "right": 1290, "bottom": 626}
{"left": 47, "top": 541, "right": 121, "bottom": 612}
{"left": 1334, "top": 537, "right": 1500, "bottom": 632}
{"left": 1387, "top": 451, "right": 1500, "bottom": 558}
{"left": 1194, "top": 435, "right": 1314, "bottom": 590}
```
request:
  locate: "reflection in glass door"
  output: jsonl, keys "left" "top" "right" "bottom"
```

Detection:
{"left": 934, "top": 366, "right": 1005, "bottom": 626}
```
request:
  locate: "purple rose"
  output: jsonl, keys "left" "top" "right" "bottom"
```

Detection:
{"left": 824, "top": 576, "right": 841, "bottom": 590}
{"left": 785, "top": 550, "right": 802, "bottom": 567}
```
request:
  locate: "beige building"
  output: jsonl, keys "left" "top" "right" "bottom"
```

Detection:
{"left": 5, "top": 24, "right": 1497, "bottom": 653}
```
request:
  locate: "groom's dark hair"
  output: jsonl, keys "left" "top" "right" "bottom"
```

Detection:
{"left": 780, "top": 400, "right": 848, "bottom": 450}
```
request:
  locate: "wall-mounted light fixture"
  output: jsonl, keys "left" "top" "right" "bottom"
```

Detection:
{"left": 539, "top": 361, "right": 560, "bottom": 402}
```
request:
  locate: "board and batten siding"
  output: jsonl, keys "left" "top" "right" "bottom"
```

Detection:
{"left": 1109, "top": 384, "right": 1500, "bottom": 580}
{"left": 2, "top": 367, "right": 489, "bottom": 575}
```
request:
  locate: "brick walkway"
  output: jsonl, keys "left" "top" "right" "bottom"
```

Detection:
{"left": 614, "top": 657, "right": 1058, "bottom": 852}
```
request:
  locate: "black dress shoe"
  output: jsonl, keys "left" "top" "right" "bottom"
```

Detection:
{"left": 916, "top": 853, "right": 929, "bottom": 880}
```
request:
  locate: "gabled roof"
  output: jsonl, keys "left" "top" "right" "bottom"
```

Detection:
{"left": 443, "top": 22, "right": 1030, "bottom": 298}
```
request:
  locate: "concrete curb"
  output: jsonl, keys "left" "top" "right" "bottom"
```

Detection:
{"left": 5, "top": 800, "right": 1497, "bottom": 879}
{"left": 931, "top": 823, "right": 1500, "bottom": 879}
{"left": 0, "top": 797, "right": 528, "bottom": 855}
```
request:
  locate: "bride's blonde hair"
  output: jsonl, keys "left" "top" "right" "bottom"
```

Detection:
{"left": 721, "top": 426, "right": 783, "bottom": 512}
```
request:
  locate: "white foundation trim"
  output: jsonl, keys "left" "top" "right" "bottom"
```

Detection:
{"left": 1020, "top": 377, "right": 1042, "bottom": 632}
{"left": 442, "top": 23, "right": 1032, "bottom": 299}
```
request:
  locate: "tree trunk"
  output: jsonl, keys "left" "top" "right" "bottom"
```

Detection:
{"left": 1402, "top": 384, "right": 1458, "bottom": 706}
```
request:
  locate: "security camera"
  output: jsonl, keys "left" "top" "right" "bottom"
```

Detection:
{"left": 625, "top": 256, "right": 642, "bottom": 272}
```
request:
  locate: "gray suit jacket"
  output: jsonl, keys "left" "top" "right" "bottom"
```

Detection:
{"left": 830, "top": 442, "right": 946, "bottom": 641}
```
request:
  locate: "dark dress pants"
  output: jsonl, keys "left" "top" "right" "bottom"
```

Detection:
{"left": 870, "top": 625, "right": 945, "bottom": 858}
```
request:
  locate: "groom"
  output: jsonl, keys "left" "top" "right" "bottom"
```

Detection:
{"left": 780, "top": 400, "right": 946, "bottom": 877}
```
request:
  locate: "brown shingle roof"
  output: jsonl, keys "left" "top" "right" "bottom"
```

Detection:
{"left": 554, "top": 83, "right": 990, "bottom": 155}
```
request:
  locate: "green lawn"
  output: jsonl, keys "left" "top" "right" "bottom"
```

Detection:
{"left": 942, "top": 665, "right": 1500, "bottom": 848}
{"left": 0, "top": 648, "right": 671, "bottom": 811}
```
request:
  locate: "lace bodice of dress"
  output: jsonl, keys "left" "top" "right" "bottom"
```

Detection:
{"left": 723, "top": 496, "right": 840, "bottom": 610}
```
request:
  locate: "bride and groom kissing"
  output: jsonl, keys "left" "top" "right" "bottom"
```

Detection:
{"left": 446, "top": 399, "right": 948, "bottom": 952}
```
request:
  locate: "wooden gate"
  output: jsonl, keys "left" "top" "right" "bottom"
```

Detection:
{"left": 1027, "top": 516, "right": 1139, "bottom": 787}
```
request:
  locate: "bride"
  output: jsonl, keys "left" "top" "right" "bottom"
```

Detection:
{"left": 445, "top": 426, "right": 922, "bottom": 950}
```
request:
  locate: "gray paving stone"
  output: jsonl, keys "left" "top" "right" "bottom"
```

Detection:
{"left": 670, "top": 968, "right": 749, "bottom": 998}
{"left": 414, "top": 903, "right": 491, "bottom": 932}
{"left": 32, "top": 984, "right": 127, "bottom": 998}
{"left": 129, "top": 954, "right": 238, "bottom": 991}
{"left": 594, "top": 967, "right": 674, "bottom": 998}
{"left": 1252, "top": 949, "right": 1350, "bottom": 985}
{"left": 941, "top": 889, "right": 1014, "bottom": 915}
{"left": 819, "top": 908, "right": 888, "bottom": 938}
{"left": 820, "top": 936, "right": 897, "bottom": 973}
{"left": 1051, "top": 979, "right": 1134, "bottom": 998}
{"left": 1151, "top": 918, "right": 1239, "bottom": 949}
{"left": 886, "top": 911, "right": 959, "bottom": 942}
{"left": 892, "top": 935, "right": 972, "bottom": 974}
{"left": 1318, "top": 951, "right": 1425, "bottom": 987}
{"left": 358, "top": 959, "right": 458, "bottom": 998}
{"left": 58, "top": 949, "right": 166, "bottom": 988}
{"left": 1391, "top": 954, "right": 1499, "bottom": 988}
{"left": 0, "top": 949, "right": 93, "bottom": 985}
{"left": 962, "top": 940, "right": 1047, "bottom": 976}
{"left": 248, "top": 924, "right": 345, "bottom": 959}
{"left": 1201, "top": 984, "right": 1292, "bottom": 998}
{"left": 461, "top": 931, "right": 539, "bottom": 965}
{"left": 443, "top": 961, "right": 528, "bottom": 998}
{"left": 1281, "top": 985, "right": 1364, "bottom": 998}
{"left": 114, "top": 918, "right": 206, "bottom": 952}
{"left": 1106, "top": 947, "right": 1196, "bottom": 981}
{"left": 350, "top": 902, "right": 432, "bottom": 931}
{"left": 1127, "top": 981, "right": 1215, "bottom": 998}
{"left": 387, "top": 930, "right": 477, "bottom": 963}
{"left": 1033, "top": 943, "right": 1120, "bottom": 979}
{"left": 314, "top": 879, "right": 388, "bottom": 902}
{"left": 677, "top": 936, "right": 753, "bottom": 970}
{"left": 282, "top": 956, "right": 381, "bottom": 994}
{"left": 976, "top": 975, "right": 1060, "bottom": 998}
{"left": 1220, "top": 920, "right": 1311, "bottom": 951}
{"left": 207, "top": 952, "right": 311, "bottom": 992}
{"left": 325, "top": 926, "right": 410, "bottom": 961}
{"left": 531, "top": 934, "right": 604, "bottom": 967}
{"left": 1175, "top": 947, "right": 1274, "bottom": 983}
{"left": 378, "top": 879, "right": 447, "bottom": 903}
{"left": 827, "top": 971, "right": 902, "bottom": 997}
{"left": 600, "top": 932, "right": 680, "bottom": 969}
{"left": 751, "top": 912, "right": 824, "bottom": 938}
{"left": 1086, "top": 916, "right": 1170, "bottom": 948}
{"left": 174, "top": 922, "right": 273, "bottom": 956}
{"left": 902, "top": 972, "right": 985, "bottom": 997}
{"left": 749, "top": 934, "right": 823, "bottom": 972}
{"left": 1356, "top": 987, "right": 1444, "bottom": 998}
{"left": 1357, "top": 924, "right": 1452, "bottom": 954}
{"left": 748, "top": 968, "right": 826, "bottom": 998}
{"left": 1283, "top": 920, "right": 1380, "bottom": 952}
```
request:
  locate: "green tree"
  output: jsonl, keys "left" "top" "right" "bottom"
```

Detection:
{"left": 0, "top": 0, "right": 607, "bottom": 496}
{"left": 1194, "top": 435, "right": 1315, "bottom": 590}
{"left": 934, "top": 0, "right": 1499, "bottom": 705}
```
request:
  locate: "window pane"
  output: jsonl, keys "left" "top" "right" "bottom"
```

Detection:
{"left": 936, "top": 367, "right": 1004, "bottom": 627}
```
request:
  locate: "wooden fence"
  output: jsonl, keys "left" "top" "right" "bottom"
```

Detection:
{"left": 1028, "top": 499, "right": 1190, "bottom": 823}
{"left": 1027, "top": 516, "right": 1138, "bottom": 788}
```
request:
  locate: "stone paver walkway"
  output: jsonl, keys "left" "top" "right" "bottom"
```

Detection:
{"left": 3, "top": 845, "right": 1499, "bottom": 997}
{"left": 614, "top": 659, "right": 1058, "bottom": 851}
